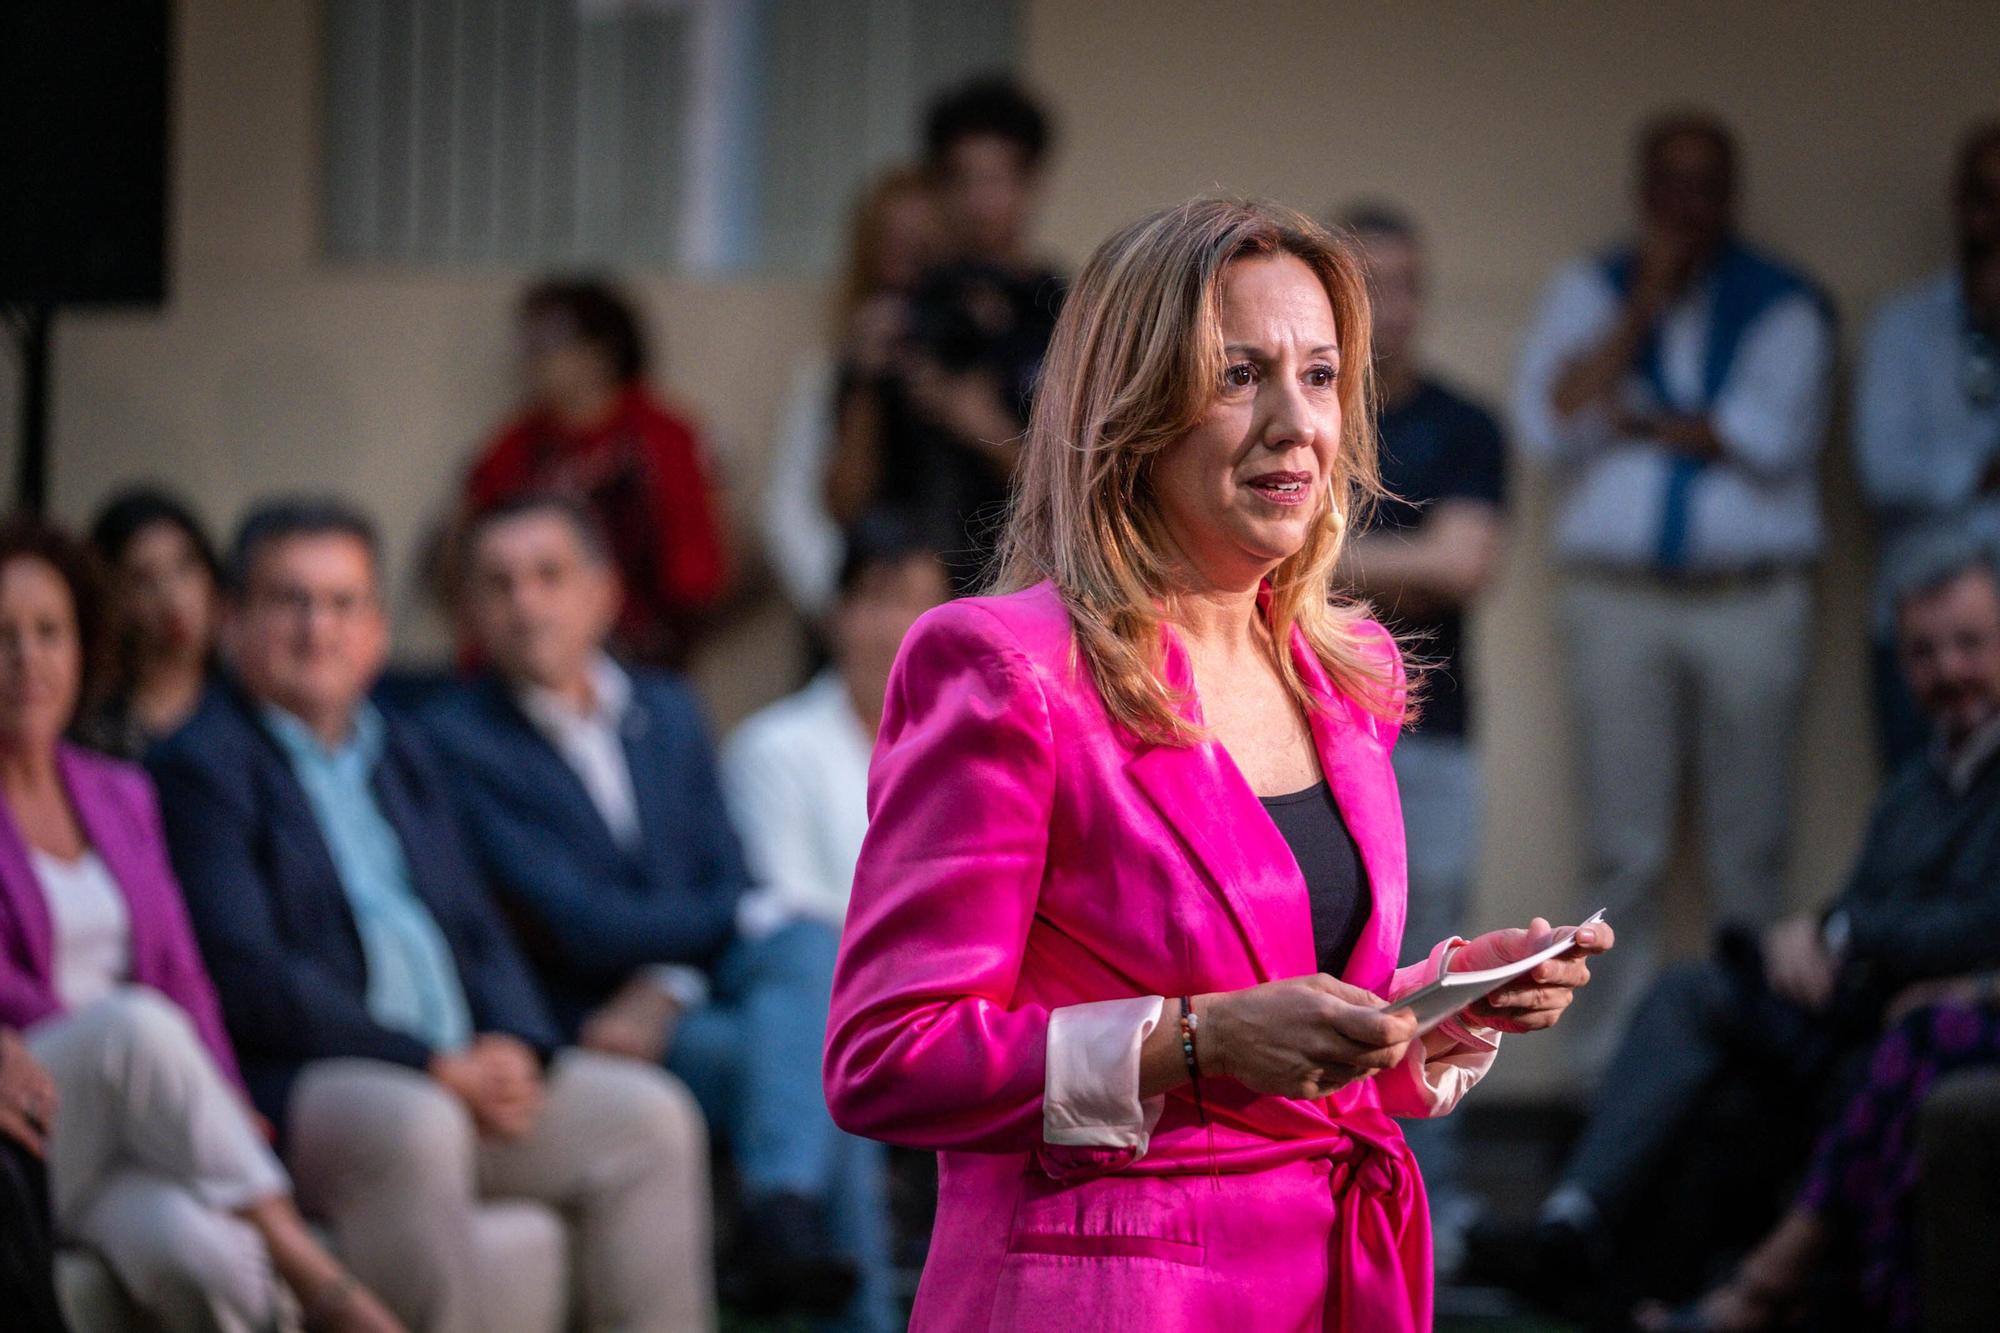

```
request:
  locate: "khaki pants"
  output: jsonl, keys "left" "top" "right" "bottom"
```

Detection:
{"left": 287, "top": 1050, "right": 714, "bottom": 1333}
{"left": 1554, "top": 568, "right": 1813, "bottom": 1069}
{"left": 31, "top": 987, "right": 291, "bottom": 1333}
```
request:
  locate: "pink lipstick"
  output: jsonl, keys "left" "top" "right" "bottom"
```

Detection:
{"left": 1244, "top": 470, "right": 1313, "bottom": 506}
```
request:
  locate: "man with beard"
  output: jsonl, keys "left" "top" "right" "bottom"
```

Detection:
{"left": 1470, "top": 524, "right": 2000, "bottom": 1320}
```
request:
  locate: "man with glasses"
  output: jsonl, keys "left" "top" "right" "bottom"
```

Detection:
{"left": 1471, "top": 524, "right": 2000, "bottom": 1318}
{"left": 149, "top": 498, "right": 715, "bottom": 1333}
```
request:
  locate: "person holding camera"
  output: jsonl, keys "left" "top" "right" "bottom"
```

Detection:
{"left": 823, "top": 76, "right": 1066, "bottom": 592}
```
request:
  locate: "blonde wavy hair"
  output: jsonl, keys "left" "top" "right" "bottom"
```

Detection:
{"left": 989, "top": 196, "right": 1408, "bottom": 746}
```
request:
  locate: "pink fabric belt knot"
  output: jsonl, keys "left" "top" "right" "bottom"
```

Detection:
{"left": 1321, "top": 1109, "right": 1430, "bottom": 1332}
{"left": 1326, "top": 1141, "right": 1407, "bottom": 1199}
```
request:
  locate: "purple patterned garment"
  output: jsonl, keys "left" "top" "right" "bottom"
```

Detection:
{"left": 1796, "top": 999, "right": 2000, "bottom": 1330}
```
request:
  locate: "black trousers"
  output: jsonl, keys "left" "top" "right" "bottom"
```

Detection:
{"left": 0, "top": 1134, "right": 70, "bottom": 1332}
{"left": 1563, "top": 935, "right": 1870, "bottom": 1314}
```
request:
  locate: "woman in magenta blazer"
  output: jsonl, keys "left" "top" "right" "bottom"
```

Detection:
{"left": 0, "top": 522, "right": 399, "bottom": 1332}
{"left": 824, "top": 199, "right": 1613, "bottom": 1331}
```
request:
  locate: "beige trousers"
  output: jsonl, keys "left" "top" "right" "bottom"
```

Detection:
{"left": 286, "top": 1050, "right": 714, "bottom": 1333}
{"left": 1553, "top": 568, "right": 1813, "bottom": 1069}
{"left": 30, "top": 987, "right": 291, "bottom": 1333}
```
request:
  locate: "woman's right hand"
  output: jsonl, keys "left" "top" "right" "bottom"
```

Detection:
{"left": 1199, "top": 976, "right": 1418, "bottom": 1100}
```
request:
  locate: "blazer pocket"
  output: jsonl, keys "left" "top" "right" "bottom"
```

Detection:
{"left": 1003, "top": 1168, "right": 1207, "bottom": 1268}
{"left": 1008, "top": 1230, "right": 1204, "bottom": 1266}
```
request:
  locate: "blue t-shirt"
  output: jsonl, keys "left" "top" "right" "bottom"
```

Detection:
{"left": 1369, "top": 377, "right": 1508, "bottom": 739}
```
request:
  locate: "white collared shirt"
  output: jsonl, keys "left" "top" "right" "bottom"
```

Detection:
{"left": 518, "top": 655, "right": 644, "bottom": 853}
{"left": 516, "top": 656, "right": 793, "bottom": 1008}
{"left": 518, "top": 656, "right": 718, "bottom": 1005}
{"left": 1856, "top": 270, "right": 2000, "bottom": 616}
{"left": 1940, "top": 710, "right": 2000, "bottom": 797}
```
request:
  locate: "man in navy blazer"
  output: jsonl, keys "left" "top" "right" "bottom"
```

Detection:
{"left": 151, "top": 498, "right": 714, "bottom": 1332}
{"left": 423, "top": 494, "right": 890, "bottom": 1330}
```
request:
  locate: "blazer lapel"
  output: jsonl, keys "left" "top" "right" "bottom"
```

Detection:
{"left": 1121, "top": 605, "right": 1410, "bottom": 995}
{"left": 1122, "top": 622, "right": 1310, "bottom": 984}
{"left": 1290, "top": 628, "right": 1405, "bottom": 992}
{"left": 1125, "top": 743, "right": 1297, "bottom": 984}
{"left": 0, "top": 774, "right": 52, "bottom": 983}
{"left": 617, "top": 695, "right": 673, "bottom": 867}
{"left": 490, "top": 685, "right": 631, "bottom": 866}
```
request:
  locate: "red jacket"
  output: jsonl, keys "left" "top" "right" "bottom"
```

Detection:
{"left": 467, "top": 385, "right": 726, "bottom": 659}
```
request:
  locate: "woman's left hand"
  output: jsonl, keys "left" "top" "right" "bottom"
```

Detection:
{"left": 1453, "top": 917, "right": 1615, "bottom": 1034}
{"left": 0, "top": 1029, "right": 58, "bottom": 1156}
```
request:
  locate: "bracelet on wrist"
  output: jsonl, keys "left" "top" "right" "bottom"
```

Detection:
{"left": 1178, "top": 995, "right": 1206, "bottom": 1126}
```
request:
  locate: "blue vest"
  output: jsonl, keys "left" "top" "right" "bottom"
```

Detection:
{"left": 1600, "top": 240, "right": 1816, "bottom": 569}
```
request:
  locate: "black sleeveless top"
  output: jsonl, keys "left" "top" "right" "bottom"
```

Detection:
{"left": 1259, "top": 779, "right": 1372, "bottom": 977}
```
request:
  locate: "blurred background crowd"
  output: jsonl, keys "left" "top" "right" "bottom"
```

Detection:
{"left": 3, "top": 2, "right": 2000, "bottom": 1331}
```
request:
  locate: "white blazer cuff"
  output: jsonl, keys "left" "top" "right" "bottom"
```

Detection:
{"left": 1043, "top": 995, "right": 1167, "bottom": 1150}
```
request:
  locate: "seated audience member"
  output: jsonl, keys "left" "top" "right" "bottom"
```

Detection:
{"left": 0, "top": 521, "right": 398, "bottom": 1332}
{"left": 1637, "top": 985, "right": 2000, "bottom": 1331}
{"left": 824, "top": 75, "right": 1063, "bottom": 591}
{"left": 1, "top": 1028, "right": 69, "bottom": 1331}
{"left": 763, "top": 170, "right": 942, "bottom": 620}
{"left": 422, "top": 495, "right": 889, "bottom": 1330}
{"left": 723, "top": 508, "right": 949, "bottom": 927}
{"left": 76, "top": 488, "right": 223, "bottom": 759}
{"left": 1855, "top": 121, "right": 2000, "bottom": 769}
{"left": 463, "top": 277, "right": 728, "bottom": 668}
{"left": 1471, "top": 525, "right": 2000, "bottom": 1318}
{"left": 148, "top": 499, "right": 712, "bottom": 1333}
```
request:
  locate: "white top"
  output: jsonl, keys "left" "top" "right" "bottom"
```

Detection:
{"left": 1513, "top": 255, "right": 1834, "bottom": 570}
{"left": 720, "top": 670, "right": 875, "bottom": 928}
{"left": 34, "top": 847, "right": 130, "bottom": 1011}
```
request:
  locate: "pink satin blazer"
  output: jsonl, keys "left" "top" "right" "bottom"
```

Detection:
{"left": 824, "top": 581, "right": 1498, "bottom": 1331}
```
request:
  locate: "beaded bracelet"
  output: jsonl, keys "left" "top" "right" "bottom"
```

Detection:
{"left": 1178, "top": 995, "right": 1206, "bottom": 1125}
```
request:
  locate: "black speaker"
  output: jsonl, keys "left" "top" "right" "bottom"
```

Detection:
{"left": 0, "top": 0, "right": 171, "bottom": 306}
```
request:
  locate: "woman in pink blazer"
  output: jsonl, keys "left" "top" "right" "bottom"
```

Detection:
{"left": 824, "top": 199, "right": 1613, "bottom": 1331}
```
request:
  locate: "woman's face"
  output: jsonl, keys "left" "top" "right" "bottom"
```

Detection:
{"left": 522, "top": 310, "right": 616, "bottom": 409}
{"left": 117, "top": 520, "right": 217, "bottom": 663}
{"left": 1150, "top": 253, "right": 1344, "bottom": 588}
{"left": 0, "top": 557, "right": 82, "bottom": 751}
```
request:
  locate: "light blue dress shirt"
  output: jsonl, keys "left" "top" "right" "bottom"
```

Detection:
{"left": 1514, "top": 256, "right": 1834, "bottom": 571}
{"left": 263, "top": 702, "right": 474, "bottom": 1053}
{"left": 1855, "top": 269, "right": 2000, "bottom": 619}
